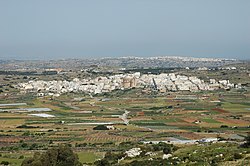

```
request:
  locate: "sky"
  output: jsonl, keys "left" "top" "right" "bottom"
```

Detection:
{"left": 0, "top": 0, "right": 249, "bottom": 60}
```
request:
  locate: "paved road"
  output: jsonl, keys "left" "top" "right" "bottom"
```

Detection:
{"left": 119, "top": 110, "right": 130, "bottom": 125}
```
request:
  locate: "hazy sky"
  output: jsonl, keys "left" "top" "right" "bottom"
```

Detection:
{"left": 0, "top": 0, "right": 249, "bottom": 60}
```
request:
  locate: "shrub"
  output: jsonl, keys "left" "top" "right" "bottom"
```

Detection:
{"left": 163, "top": 147, "right": 171, "bottom": 154}
{"left": 240, "top": 133, "right": 250, "bottom": 148}
{"left": 21, "top": 143, "right": 28, "bottom": 148}
{"left": 152, "top": 142, "right": 173, "bottom": 152}
{"left": 233, "top": 153, "right": 243, "bottom": 159}
{"left": 19, "top": 155, "right": 24, "bottom": 159}
{"left": 93, "top": 125, "right": 109, "bottom": 130}
{"left": 1, "top": 161, "right": 10, "bottom": 165}
{"left": 220, "top": 125, "right": 228, "bottom": 128}
{"left": 21, "top": 144, "right": 82, "bottom": 166}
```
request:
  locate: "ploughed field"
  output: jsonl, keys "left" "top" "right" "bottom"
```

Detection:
{"left": 0, "top": 88, "right": 250, "bottom": 165}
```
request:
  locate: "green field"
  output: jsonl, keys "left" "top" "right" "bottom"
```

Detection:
{"left": 77, "top": 151, "right": 103, "bottom": 164}
{"left": 0, "top": 67, "right": 250, "bottom": 165}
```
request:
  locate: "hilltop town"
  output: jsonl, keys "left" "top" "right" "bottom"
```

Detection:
{"left": 16, "top": 72, "right": 238, "bottom": 96}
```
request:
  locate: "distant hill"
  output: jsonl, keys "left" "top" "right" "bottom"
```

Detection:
{"left": 0, "top": 56, "right": 240, "bottom": 70}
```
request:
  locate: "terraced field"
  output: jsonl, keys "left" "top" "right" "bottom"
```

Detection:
{"left": 0, "top": 85, "right": 249, "bottom": 165}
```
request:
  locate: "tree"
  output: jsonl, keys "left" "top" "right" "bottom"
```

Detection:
{"left": 94, "top": 159, "right": 111, "bottom": 166}
{"left": 93, "top": 125, "right": 109, "bottom": 130}
{"left": 1, "top": 161, "right": 10, "bottom": 166}
{"left": 94, "top": 151, "right": 125, "bottom": 166}
{"left": 152, "top": 142, "right": 173, "bottom": 152}
{"left": 21, "top": 145, "right": 82, "bottom": 166}
{"left": 163, "top": 147, "right": 171, "bottom": 154}
{"left": 241, "top": 133, "right": 250, "bottom": 148}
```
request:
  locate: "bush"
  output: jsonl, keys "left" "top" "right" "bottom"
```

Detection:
{"left": 220, "top": 125, "right": 228, "bottom": 128}
{"left": 21, "top": 144, "right": 82, "bottom": 166}
{"left": 152, "top": 142, "right": 173, "bottom": 152}
{"left": 22, "top": 131, "right": 31, "bottom": 136}
{"left": 19, "top": 155, "right": 24, "bottom": 159}
{"left": 94, "top": 151, "right": 125, "bottom": 166}
{"left": 240, "top": 133, "right": 250, "bottom": 148}
{"left": 94, "top": 159, "right": 111, "bottom": 166}
{"left": 21, "top": 143, "right": 28, "bottom": 148}
{"left": 93, "top": 125, "right": 109, "bottom": 130}
{"left": 163, "top": 147, "right": 171, "bottom": 154}
{"left": 75, "top": 143, "right": 87, "bottom": 147}
{"left": 29, "top": 143, "right": 38, "bottom": 150}
{"left": 234, "top": 153, "right": 243, "bottom": 159}
{"left": 1, "top": 161, "right": 10, "bottom": 165}
{"left": 16, "top": 124, "right": 39, "bottom": 129}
